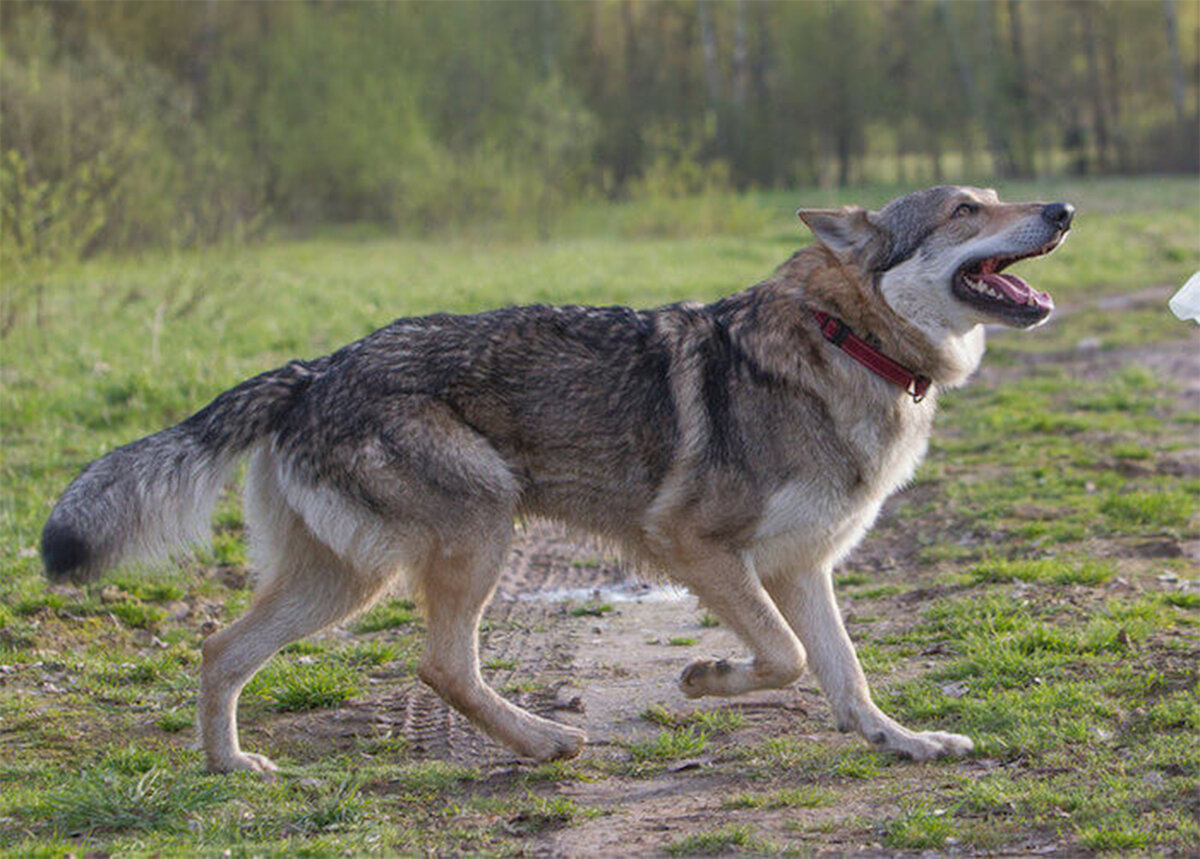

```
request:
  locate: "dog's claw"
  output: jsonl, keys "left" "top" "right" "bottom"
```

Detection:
{"left": 209, "top": 751, "right": 280, "bottom": 777}
{"left": 884, "top": 730, "right": 974, "bottom": 761}
{"left": 522, "top": 724, "right": 587, "bottom": 762}
{"left": 680, "top": 658, "right": 719, "bottom": 698}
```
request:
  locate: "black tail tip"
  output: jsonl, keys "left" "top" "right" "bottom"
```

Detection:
{"left": 41, "top": 520, "right": 97, "bottom": 584}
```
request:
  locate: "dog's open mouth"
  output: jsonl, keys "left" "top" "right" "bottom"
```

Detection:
{"left": 953, "top": 240, "right": 1060, "bottom": 326}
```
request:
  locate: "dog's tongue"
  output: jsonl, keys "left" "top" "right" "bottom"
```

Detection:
{"left": 978, "top": 272, "right": 1054, "bottom": 310}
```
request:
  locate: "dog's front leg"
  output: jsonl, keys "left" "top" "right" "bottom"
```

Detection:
{"left": 671, "top": 549, "right": 808, "bottom": 698}
{"left": 765, "top": 571, "right": 973, "bottom": 761}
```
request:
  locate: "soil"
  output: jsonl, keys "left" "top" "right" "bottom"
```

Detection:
{"left": 257, "top": 288, "right": 1199, "bottom": 856}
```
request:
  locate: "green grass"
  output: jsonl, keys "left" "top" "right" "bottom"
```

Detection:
{"left": 1100, "top": 490, "right": 1195, "bottom": 529}
{"left": 247, "top": 660, "right": 363, "bottom": 712}
{"left": 724, "top": 787, "right": 833, "bottom": 810}
{"left": 666, "top": 636, "right": 697, "bottom": 646}
{"left": 665, "top": 825, "right": 773, "bottom": 856}
{"left": 569, "top": 601, "right": 614, "bottom": 617}
{"left": 36, "top": 766, "right": 231, "bottom": 837}
{"left": 968, "top": 557, "right": 1115, "bottom": 586}
{"left": 352, "top": 598, "right": 419, "bottom": 633}
{"left": 0, "top": 177, "right": 1197, "bottom": 855}
{"left": 625, "top": 727, "right": 710, "bottom": 763}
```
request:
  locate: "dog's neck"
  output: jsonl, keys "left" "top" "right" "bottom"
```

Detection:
{"left": 772, "top": 246, "right": 985, "bottom": 389}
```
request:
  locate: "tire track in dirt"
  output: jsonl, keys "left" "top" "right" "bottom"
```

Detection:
{"left": 275, "top": 521, "right": 623, "bottom": 765}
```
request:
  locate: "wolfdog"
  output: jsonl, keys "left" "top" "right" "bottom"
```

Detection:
{"left": 43, "top": 186, "right": 1073, "bottom": 773}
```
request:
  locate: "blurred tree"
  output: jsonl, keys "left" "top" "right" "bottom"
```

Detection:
{"left": 2, "top": 0, "right": 1196, "bottom": 259}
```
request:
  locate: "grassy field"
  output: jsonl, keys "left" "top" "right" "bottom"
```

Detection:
{"left": 1, "top": 177, "right": 1198, "bottom": 855}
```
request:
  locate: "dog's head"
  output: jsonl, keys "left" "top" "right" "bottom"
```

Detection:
{"left": 799, "top": 186, "right": 1073, "bottom": 331}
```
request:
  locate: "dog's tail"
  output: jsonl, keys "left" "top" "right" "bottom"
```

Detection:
{"left": 41, "top": 361, "right": 321, "bottom": 585}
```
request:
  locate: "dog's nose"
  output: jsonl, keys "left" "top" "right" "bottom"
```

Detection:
{"left": 1042, "top": 202, "right": 1075, "bottom": 230}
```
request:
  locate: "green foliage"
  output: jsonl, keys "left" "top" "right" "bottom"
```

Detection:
{"left": 569, "top": 601, "right": 614, "bottom": 618}
{"left": 353, "top": 599, "right": 419, "bottom": 633}
{"left": 1100, "top": 490, "right": 1195, "bottom": 530}
{"left": 723, "top": 787, "right": 832, "bottom": 810}
{"left": 496, "top": 794, "right": 590, "bottom": 835}
{"left": 283, "top": 777, "right": 369, "bottom": 836}
{"left": 884, "top": 804, "right": 954, "bottom": 849}
{"left": 108, "top": 601, "right": 165, "bottom": 630}
{"left": 248, "top": 660, "right": 362, "bottom": 712}
{"left": 38, "top": 767, "right": 229, "bottom": 836}
{"left": 625, "top": 727, "right": 709, "bottom": 763}
{"left": 665, "top": 825, "right": 770, "bottom": 855}
{"left": 2, "top": 0, "right": 1195, "bottom": 268}
{"left": 968, "top": 557, "right": 1115, "bottom": 586}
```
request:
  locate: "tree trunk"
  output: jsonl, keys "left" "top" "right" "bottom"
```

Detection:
{"left": 732, "top": 0, "right": 747, "bottom": 111}
{"left": 1079, "top": 0, "right": 1110, "bottom": 172}
{"left": 1162, "top": 0, "right": 1189, "bottom": 159}
{"left": 1101, "top": 5, "right": 1131, "bottom": 172}
{"left": 698, "top": 1, "right": 723, "bottom": 108}
{"left": 939, "top": 0, "right": 1014, "bottom": 177}
{"left": 1006, "top": 0, "right": 1037, "bottom": 177}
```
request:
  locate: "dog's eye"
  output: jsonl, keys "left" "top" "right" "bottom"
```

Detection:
{"left": 953, "top": 202, "right": 979, "bottom": 219}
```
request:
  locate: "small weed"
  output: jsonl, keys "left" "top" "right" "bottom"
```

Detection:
{"left": 640, "top": 706, "right": 742, "bottom": 735}
{"left": 688, "top": 709, "right": 744, "bottom": 735}
{"left": 111, "top": 578, "right": 186, "bottom": 602}
{"left": 569, "top": 602, "right": 614, "bottom": 618}
{"left": 724, "top": 787, "right": 832, "bottom": 809}
{"left": 1100, "top": 490, "right": 1194, "bottom": 530}
{"left": 968, "top": 557, "right": 1114, "bottom": 586}
{"left": 286, "top": 776, "right": 369, "bottom": 835}
{"left": 1162, "top": 591, "right": 1200, "bottom": 610}
{"left": 500, "top": 795, "right": 592, "bottom": 835}
{"left": 391, "top": 761, "right": 478, "bottom": 798}
{"left": 699, "top": 612, "right": 720, "bottom": 628}
{"left": 830, "top": 750, "right": 884, "bottom": 779}
{"left": 626, "top": 727, "right": 708, "bottom": 762}
{"left": 667, "top": 636, "right": 697, "bottom": 646}
{"left": 641, "top": 704, "right": 676, "bottom": 727}
{"left": 483, "top": 657, "right": 518, "bottom": 671}
{"left": 251, "top": 660, "right": 361, "bottom": 711}
{"left": 855, "top": 584, "right": 903, "bottom": 599}
{"left": 39, "top": 767, "right": 229, "bottom": 836}
{"left": 107, "top": 601, "right": 165, "bottom": 629}
{"left": 155, "top": 709, "right": 193, "bottom": 733}
{"left": 1077, "top": 822, "right": 1152, "bottom": 851}
{"left": 100, "top": 746, "right": 162, "bottom": 776}
{"left": 354, "top": 598, "right": 418, "bottom": 633}
{"left": 836, "top": 573, "right": 871, "bottom": 588}
{"left": 884, "top": 804, "right": 954, "bottom": 849}
{"left": 665, "top": 825, "right": 771, "bottom": 855}
{"left": 335, "top": 640, "right": 399, "bottom": 668}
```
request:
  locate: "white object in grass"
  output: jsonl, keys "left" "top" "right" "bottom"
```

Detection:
{"left": 1168, "top": 271, "right": 1200, "bottom": 323}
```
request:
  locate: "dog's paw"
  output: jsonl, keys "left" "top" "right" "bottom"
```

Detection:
{"left": 871, "top": 728, "right": 974, "bottom": 761}
{"left": 679, "top": 658, "right": 734, "bottom": 698}
{"left": 208, "top": 751, "right": 280, "bottom": 776}
{"left": 521, "top": 724, "right": 587, "bottom": 762}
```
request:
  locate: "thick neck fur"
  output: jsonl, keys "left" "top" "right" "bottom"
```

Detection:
{"left": 763, "top": 245, "right": 985, "bottom": 388}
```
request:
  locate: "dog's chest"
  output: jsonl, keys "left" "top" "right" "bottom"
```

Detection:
{"left": 753, "top": 404, "right": 931, "bottom": 547}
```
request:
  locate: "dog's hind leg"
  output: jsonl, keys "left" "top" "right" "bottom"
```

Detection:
{"left": 673, "top": 549, "right": 808, "bottom": 698}
{"left": 416, "top": 522, "right": 586, "bottom": 762}
{"left": 200, "top": 458, "right": 393, "bottom": 775}
{"left": 200, "top": 538, "right": 384, "bottom": 773}
{"left": 765, "top": 571, "right": 973, "bottom": 761}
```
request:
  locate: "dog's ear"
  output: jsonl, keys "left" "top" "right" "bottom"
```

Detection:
{"left": 797, "top": 206, "right": 888, "bottom": 264}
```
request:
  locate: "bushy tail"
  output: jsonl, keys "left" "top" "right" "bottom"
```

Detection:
{"left": 42, "top": 361, "right": 321, "bottom": 584}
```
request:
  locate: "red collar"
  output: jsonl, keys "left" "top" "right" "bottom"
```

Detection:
{"left": 811, "top": 310, "right": 932, "bottom": 403}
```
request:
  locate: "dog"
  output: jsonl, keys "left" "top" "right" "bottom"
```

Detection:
{"left": 42, "top": 186, "right": 1073, "bottom": 773}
